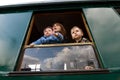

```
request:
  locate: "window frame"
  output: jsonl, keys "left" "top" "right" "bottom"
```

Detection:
{"left": 12, "top": 10, "right": 109, "bottom": 76}
{"left": 11, "top": 43, "right": 109, "bottom": 76}
{"left": 9, "top": 69, "right": 109, "bottom": 76}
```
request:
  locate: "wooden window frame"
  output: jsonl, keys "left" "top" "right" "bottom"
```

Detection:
{"left": 13, "top": 10, "right": 108, "bottom": 76}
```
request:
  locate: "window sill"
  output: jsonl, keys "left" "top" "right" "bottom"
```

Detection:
{"left": 8, "top": 69, "right": 109, "bottom": 76}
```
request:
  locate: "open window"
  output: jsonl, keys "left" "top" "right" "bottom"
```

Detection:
{"left": 26, "top": 10, "right": 92, "bottom": 45}
{"left": 11, "top": 10, "right": 108, "bottom": 76}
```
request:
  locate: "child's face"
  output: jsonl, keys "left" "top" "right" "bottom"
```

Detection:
{"left": 53, "top": 24, "right": 61, "bottom": 32}
{"left": 44, "top": 28, "right": 53, "bottom": 37}
{"left": 71, "top": 27, "right": 83, "bottom": 40}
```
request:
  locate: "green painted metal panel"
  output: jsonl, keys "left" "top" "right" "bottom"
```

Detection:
{"left": 0, "top": 12, "right": 32, "bottom": 73}
{"left": 83, "top": 8, "right": 120, "bottom": 69}
{"left": 0, "top": 72, "right": 120, "bottom": 80}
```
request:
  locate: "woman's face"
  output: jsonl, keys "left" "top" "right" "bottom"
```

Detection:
{"left": 71, "top": 27, "right": 83, "bottom": 40}
{"left": 53, "top": 24, "right": 61, "bottom": 32}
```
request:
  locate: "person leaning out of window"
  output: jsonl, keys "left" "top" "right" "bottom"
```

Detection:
{"left": 71, "top": 26, "right": 94, "bottom": 70}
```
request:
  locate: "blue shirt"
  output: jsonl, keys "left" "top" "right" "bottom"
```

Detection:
{"left": 32, "top": 33, "right": 63, "bottom": 45}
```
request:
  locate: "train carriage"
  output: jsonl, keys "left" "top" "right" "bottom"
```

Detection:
{"left": 0, "top": 0, "right": 120, "bottom": 80}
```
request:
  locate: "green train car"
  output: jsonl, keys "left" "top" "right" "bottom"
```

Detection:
{"left": 0, "top": 0, "right": 120, "bottom": 80}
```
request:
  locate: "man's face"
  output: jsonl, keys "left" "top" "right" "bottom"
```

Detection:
{"left": 71, "top": 27, "right": 83, "bottom": 40}
{"left": 44, "top": 28, "right": 53, "bottom": 37}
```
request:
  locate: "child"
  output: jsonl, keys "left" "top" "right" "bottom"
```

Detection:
{"left": 30, "top": 26, "right": 63, "bottom": 47}
{"left": 71, "top": 26, "right": 89, "bottom": 43}
{"left": 71, "top": 26, "right": 94, "bottom": 70}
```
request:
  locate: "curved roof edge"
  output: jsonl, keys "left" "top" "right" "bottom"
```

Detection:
{"left": 0, "top": 1, "right": 120, "bottom": 13}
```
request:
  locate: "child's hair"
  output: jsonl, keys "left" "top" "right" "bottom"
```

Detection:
{"left": 53, "top": 22, "right": 66, "bottom": 37}
{"left": 43, "top": 26, "right": 53, "bottom": 32}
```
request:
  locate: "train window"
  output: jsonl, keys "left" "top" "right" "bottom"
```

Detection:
{"left": 0, "top": 12, "right": 32, "bottom": 72}
{"left": 83, "top": 8, "right": 120, "bottom": 70}
{"left": 21, "top": 43, "right": 99, "bottom": 71}
{"left": 25, "top": 10, "right": 92, "bottom": 45}
{"left": 12, "top": 10, "right": 108, "bottom": 76}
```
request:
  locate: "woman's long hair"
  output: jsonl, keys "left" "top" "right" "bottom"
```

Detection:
{"left": 53, "top": 22, "right": 66, "bottom": 38}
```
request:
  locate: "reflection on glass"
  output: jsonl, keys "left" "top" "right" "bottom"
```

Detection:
{"left": 21, "top": 45, "right": 99, "bottom": 71}
{"left": 83, "top": 8, "right": 120, "bottom": 68}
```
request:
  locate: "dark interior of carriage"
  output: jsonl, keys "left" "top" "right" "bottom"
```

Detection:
{"left": 28, "top": 10, "right": 91, "bottom": 44}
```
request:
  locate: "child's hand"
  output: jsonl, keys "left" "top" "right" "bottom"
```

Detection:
{"left": 29, "top": 43, "right": 35, "bottom": 47}
{"left": 84, "top": 66, "right": 94, "bottom": 70}
{"left": 53, "top": 33, "right": 58, "bottom": 36}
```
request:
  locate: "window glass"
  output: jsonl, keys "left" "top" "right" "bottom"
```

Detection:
{"left": 21, "top": 44, "right": 99, "bottom": 71}
{"left": 0, "top": 12, "right": 32, "bottom": 72}
{"left": 83, "top": 8, "right": 120, "bottom": 68}
{"left": 19, "top": 11, "right": 101, "bottom": 72}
